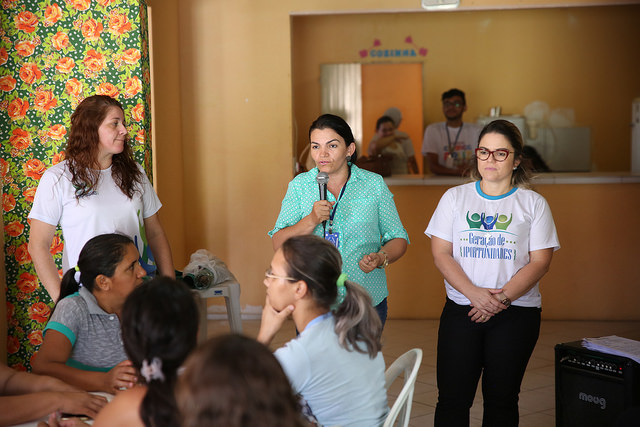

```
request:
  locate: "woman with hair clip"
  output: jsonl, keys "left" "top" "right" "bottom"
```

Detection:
{"left": 32, "top": 233, "right": 146, "bottom": 393}
{"left": 29, "top": 94, "right": 174, "bottom": 302}
{"left": 269, "top": 113, "right": 408, "bottom": 327}
{"left": 258, "top": 234, "right": 389, "bottom": 427}
{"left": 176, "top": 334, "right": 307, "bottom": 427}
{"left": 425, "top": 119, "right": 560, "bottom": 426}
{"left": 39, "top": 276, "right": 199, "bottom": 427}
{"left": 88, "top": 276, "right": 199, "bottom": 427}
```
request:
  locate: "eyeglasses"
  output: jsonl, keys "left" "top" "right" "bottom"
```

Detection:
{"left": 264, "top": 269, "right": 297, "bottom": 282}
{"left": 443, "top": 101, "right": 462, "bottom": 108}
{"left": 475, "top": 148, "right": 513, "bottom": 162}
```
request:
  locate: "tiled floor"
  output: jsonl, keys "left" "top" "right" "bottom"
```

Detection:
{"left": 205, "top": 316, "right": 640, "bottom": 426}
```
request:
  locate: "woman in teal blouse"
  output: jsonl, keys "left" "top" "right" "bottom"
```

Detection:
{"left": 269, "top": 114, "right": 408, "bottom": 326}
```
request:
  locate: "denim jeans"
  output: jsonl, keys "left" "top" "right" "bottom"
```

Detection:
{"left": 375, "top": 298, "right": 388, "bottom": 329}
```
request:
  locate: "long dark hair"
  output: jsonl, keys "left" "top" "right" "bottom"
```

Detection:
{"left": 65, "top": 95, "right": 143, "bottom": 199}
{"left": 121, "top": 277, "right": 199, "bottom": 427}
{"left": 58, "top": 233, "right": 134, "bottom": 302}
{"left": 309, "top": 114, "right": 358, "bottom": 164}
{"left": 281, "top": 235, "right": 382, "bottom": 358}
{"left": 470, "top": 119, "right": 532, "bottom": 188}
{"left": 176, "top": 334, "right": 305, "bottom": 427}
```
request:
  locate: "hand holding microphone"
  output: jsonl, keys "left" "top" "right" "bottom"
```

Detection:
{"left": 312, "top": 172, "right": 333, "bottom": 226}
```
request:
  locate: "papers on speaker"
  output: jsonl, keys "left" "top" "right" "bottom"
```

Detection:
{"left": 582, "top": 336, "right": 640, "bottom": 364}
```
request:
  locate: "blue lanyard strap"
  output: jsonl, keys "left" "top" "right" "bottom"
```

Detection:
{"left": 328, "top": 167, "right": 350, "bottom": 232}
{"left": 445, "top": 122, "right": 464, "bottom": 155}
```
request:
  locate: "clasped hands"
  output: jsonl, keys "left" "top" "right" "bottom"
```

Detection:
{"left": 468, "top": 288, "right": 510, "bottom": 323}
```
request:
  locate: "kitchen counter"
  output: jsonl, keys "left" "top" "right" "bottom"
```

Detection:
{"left": 384, "top": 172, "right": 640, "bottom": 186}
{"left": 378, "top": 173, "right": 640, "bottom": 320}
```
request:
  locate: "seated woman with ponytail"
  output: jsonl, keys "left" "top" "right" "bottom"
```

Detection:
{"left": 258, "top": 234, "right": 389, "bottom": 427}
{"left": 90, "top": 276, "right": 199, "bottom": 427}
{"left": 32, "top": 233, "right": 146, "bottom": 393}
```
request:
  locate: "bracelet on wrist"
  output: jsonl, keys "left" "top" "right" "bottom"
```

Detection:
{"left": 376, "top": 250, "right": 389, "bottom": 269}
{"left": 498, "top": 292, "right": 511, "bottom": 307}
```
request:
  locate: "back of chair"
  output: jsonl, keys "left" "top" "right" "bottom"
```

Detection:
{"left": 383, "top": 348, "right": 423, "bottom": 427}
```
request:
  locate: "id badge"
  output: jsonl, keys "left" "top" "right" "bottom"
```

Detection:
{"left": 445, "top": 155, "right": 454, "bottom": 169}
{"left": 324, "top": 231, "right": 340, "bottom": 248}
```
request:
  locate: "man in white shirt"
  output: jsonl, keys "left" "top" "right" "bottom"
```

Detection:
{"left": 421, "top": 88, "right": 482, "bottom": 176}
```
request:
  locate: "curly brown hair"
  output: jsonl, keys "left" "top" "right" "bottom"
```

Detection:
{"left": 65, "top": 95, "right": 143, "bottom": 199}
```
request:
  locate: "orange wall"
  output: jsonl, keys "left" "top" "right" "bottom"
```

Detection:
{"left": 386, "top": 182, "right": 640, "bottom": 320}
{"left": 292, "top": 6, "right": 640, "bottom": 172}
{"left": 146, "top": 0, "right": 640, "bottom": 321}
{"left": 361, "top": 63, "right": 424, "bottom": 172}
{"left": 147, "top": 0, "right": 186, "bottom": 265}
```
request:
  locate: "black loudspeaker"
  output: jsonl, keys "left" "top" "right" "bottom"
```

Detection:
{"left": 555, "top": 341, "right": 640, "bottom": 427}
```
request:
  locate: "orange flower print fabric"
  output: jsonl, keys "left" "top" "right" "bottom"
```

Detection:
{"left": 1, "top": 0, "right": 152, "bottom": 370}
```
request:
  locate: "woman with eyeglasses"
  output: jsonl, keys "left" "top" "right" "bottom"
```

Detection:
{"left": 425, "top": 119, "right": 560, "bottom": 426}
{"left": 258, "top": 235, "right": 388, "bottom": 427}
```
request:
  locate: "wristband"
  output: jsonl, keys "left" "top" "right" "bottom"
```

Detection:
{"left": 498, "top": 292, "right": 511, "bottom": 307}
{"left": 376, "top": 250, "right": 389, "bottom": 269}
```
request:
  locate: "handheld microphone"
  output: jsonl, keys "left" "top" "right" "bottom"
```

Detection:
{"left": 316, "top": 172, "right": 329, "bottom": 201}
{"left": 316, "top": 172, "right": 329, "bottom": 231}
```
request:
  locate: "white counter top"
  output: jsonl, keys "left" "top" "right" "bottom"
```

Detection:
{"left": 384, "top": 172, "right": 640, "bottom": 186}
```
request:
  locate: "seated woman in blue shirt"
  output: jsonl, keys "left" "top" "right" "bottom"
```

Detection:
{"left": 32, "top": 233, "right": 146, "bottom": 393}
{"left": 269, "top": 114, "right": 409, "bottom": 327}
{"left": 258, "top": 235, "right": 389, "bottom": 427}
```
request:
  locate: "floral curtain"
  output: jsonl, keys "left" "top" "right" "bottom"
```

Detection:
{"left": 1, "top": 0, "right": 151, "bottom": 370}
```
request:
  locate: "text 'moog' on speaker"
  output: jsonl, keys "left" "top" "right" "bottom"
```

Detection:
{"left": 555, "top": 341, "right": 640, "bottom": 427}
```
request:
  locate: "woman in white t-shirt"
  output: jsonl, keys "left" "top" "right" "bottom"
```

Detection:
{"left": 28, "top": 95, "right": 174, "bottom": 302}
{"left": 425, "top": 119, "right": 560, "bottom": 426}
{"left": 257, "top": 235, "right": 389, "bottom": 427}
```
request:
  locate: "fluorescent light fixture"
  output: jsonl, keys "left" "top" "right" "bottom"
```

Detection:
{"left": 421, "top": 0, "right": 460, "bottom": 10}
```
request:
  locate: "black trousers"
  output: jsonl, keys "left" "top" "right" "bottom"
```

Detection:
{"left": 434, "top": 298, "right": 541, "bottom": 427}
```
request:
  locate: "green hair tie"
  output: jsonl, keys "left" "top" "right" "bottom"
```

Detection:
{"left": 74, "top": 265, "right": 80, "bottom": 272}
{"left": 336, "top": 273, "right": 348, "bottom": 288}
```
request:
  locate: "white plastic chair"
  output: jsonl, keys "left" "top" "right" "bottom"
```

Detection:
{"left": 194, "top": 279, "right": 242, "bottom": 342}
{"left": 383, "top": 348, "right": 423, "bottom": 427}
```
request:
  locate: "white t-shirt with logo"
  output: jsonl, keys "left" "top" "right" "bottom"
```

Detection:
{"left": 425, "top": 181, "right": 560, "bottom": 307}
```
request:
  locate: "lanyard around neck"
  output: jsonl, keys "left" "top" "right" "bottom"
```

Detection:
{"left": 445, "top": 122, "right": 464, "bottom": 155}
{"left": 328, "top": 166, "right": 351, "bottom": 233}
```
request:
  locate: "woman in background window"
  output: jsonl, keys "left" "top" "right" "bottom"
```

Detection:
{"left": 367, "top": 109, "right": 419, "bottom": 175}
